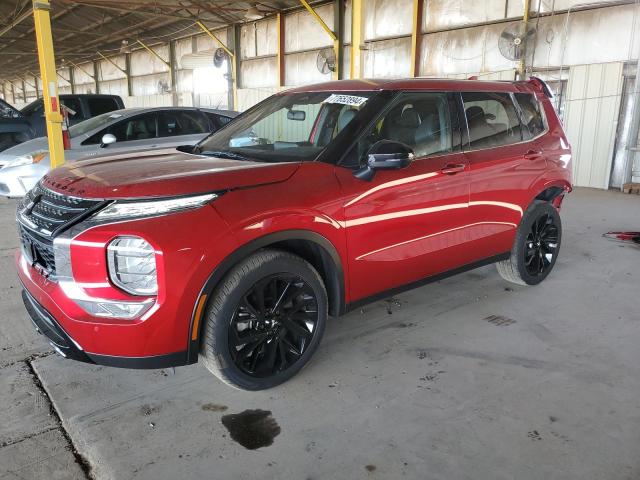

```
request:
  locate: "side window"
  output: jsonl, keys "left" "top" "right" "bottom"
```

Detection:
{"left": 87, "top": 97, "right": 119, "bottom": 117}
{"left": 341, "top": 92, "right": 457, "bottom": 168}
{"left": 158, "top": 111, "right": 209, "bottom": 137}
{"left": 83, "top": 113, "right": 158, "bottom": 144}
{"left": 462, "top": 92, "right": 522, "bottom": 149}
{"left": 515, "top": 93, "right": 545, "bottom": 139}
{"left": 205, "top": 112, "right": 232, "bottom": 130}
{"left": 61, "top": 97, "right": 82, "bottom": 118}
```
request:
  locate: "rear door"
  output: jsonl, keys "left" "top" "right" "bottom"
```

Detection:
{"left": 335, "top": 91, "right": 471, "bottom": 302}
{"left": 462, "top": 91, "right": 548, "bottom": 260}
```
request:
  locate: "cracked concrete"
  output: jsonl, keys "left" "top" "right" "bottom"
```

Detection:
{"left": 1, "top": 188, "right": 639, "bottom": 479}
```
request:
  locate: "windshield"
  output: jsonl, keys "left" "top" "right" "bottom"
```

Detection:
{"left": 68, "top": 110, "right": 127, "bottom": 138}
{"left": 20, "top": 99, "right": 42, "bottom": 116}
{"left": 195, "top": 91, "right": 376, "bottom": 162}
{"left": 0, "top": 99, "right": 22, "bottom": 119}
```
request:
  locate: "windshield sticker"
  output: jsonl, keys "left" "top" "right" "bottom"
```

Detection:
{"left": 322, "top": 94, "right": 368, "bottom": 107}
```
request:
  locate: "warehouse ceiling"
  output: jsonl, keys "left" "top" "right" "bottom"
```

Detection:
{"left": 0, "top": 0, "right": 306, "bottom": 81}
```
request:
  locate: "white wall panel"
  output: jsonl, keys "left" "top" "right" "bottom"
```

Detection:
{"left": 72, "top": 62, "right": 94, "bottom": 85}
{"left": 99, "top": 79, "right": 127, "bottom": 96}
{"left": 131, "top": 73, "right": 170, "bottom": 96}
{"left": 175, "top": 38, "right": 193, "bottom": 69}
{"left": 563, "top": 62, "right": 624, "bottom": 189}
{"left": 425, "top": 0, "right": 507, "bottom": 32}
{"left": 196, "top": 29, "right": 228, "bottom": 53}
{"left": 365, "top": 0, "right": 413, "bottom": 40}
{"left": 98, "top": 56, "right": 126, "bottom": 81}
{"left": 531, "top": 5, "right": 640, "bottom": 70}
{"left": 419, "top": 23, "right": 517, "bottom": 76}
{"left": 123, "top": 94, "right": 173, "bottom": 108}
{"left": 363, "top": 37, "right": 412, "bottom": 78}
{"left": 241, "top": 57, "right": 278, "bottom": 88}
{"left": 237, "top": 86, "right": 285, "bottom": 111}
{"left": 285, "top": 4, "right": 334, "bottom": 53}
{"left": 285, "top": 51, "right": 332, "bottom": 85}
{"left": 241, "top": 18, "right": 277, "bottom": 59}
{"left": 130, "top": 47, "right": 169, "bottom": 76}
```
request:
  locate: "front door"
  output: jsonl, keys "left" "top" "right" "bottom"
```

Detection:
{"left": 334, "top": 91, "right": 471, "bottom": 302}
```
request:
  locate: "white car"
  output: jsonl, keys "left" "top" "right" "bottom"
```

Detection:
{"left": 0, "top": 106, "right": 236, "bottom": 197}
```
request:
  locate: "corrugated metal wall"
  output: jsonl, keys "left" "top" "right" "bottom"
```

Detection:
{"left": 2, "top": 0, "right": 640, "bottom": 188}
{"left": 564, "top": 62, "right": 624, "bottom": 189}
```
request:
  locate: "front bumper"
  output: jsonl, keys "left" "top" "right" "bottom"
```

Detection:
{"left": 22, "top": 287, "right": 189, "bottom": 369}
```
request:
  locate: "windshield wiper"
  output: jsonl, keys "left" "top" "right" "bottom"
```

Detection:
{"left": 199, "top": 150, "right": 248, "bottom": 161}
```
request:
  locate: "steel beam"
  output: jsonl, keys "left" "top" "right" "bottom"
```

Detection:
{"left": 410, "top": 0, "right": 424, "bottom": 77}
{"left": 334, "top": 0, "right": 344, "bottom": 80}
{"left": 93, "top": 61, "right": 100, "bottom": 94}
{"left": 277, "top": 12, "right": 285, "bottom": 87}
{"left": 136, "top": 39, "right": 171, "bottom": 68}
{"left": 32, "top": 0, "right": 65, "bottom": 168}
{"left": 299, "top": 0, "right": 339, "bottom": 80}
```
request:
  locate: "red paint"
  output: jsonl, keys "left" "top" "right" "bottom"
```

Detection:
{"left": 17, "top": 78, "right": 572, "bottom": 363}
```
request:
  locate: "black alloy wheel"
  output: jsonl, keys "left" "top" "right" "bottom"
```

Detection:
{"left": 228, "top": 274, "right": 319, "bottom": 377}
{"left": 524, "top": 213, "right": 559, "bottom": 277}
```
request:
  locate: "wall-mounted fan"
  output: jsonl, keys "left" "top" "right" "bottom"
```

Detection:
{"left": 157, "top": 80, "right": 170, "bottom": 94}
{"left": 498, "top": 21, "right": 537, "bottom": 61}
{"left": 213, "top": 47, "right": 229, "bottom": 68}
{"left": 316, "top": 48, "right": 336, "bottom": 75}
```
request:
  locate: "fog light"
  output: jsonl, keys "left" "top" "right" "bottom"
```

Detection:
{"left": 74, "top": 298, "right": 154, "bottom": 319}
{"left": 107, "top": 237, "right": 157, "bottom": 296}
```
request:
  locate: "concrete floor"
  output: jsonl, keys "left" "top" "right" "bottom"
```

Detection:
{"left": 1, "top": 187, "right": 639, "bottom": 480}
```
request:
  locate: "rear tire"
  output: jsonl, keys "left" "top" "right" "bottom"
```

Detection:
{"left": 496, "top": 200, "right": 562, "bottom": 286}
{"left": 200, "top": 249, "right": 327, "bottom": 390}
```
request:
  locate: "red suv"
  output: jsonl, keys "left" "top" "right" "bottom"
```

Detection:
{"left": 16, "top": 78, "right": 571, "bottom": 390}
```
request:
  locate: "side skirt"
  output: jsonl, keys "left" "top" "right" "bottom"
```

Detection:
{"left": 344, "top": 252, "right": 510, "bottom": 313}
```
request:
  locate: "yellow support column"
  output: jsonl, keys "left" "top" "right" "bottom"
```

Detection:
{"left": 33, "top": 0, "right": 64, "bottom": 168}
{"left": 350, "top": 0, "right": 363, "bottom": 79}
{"left": 518, "top": 0, "right": 531, "bottom": 80}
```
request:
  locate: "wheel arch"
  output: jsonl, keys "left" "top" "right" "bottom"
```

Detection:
{"left": 186, "top": 229, "right": 346, "bottom": 363}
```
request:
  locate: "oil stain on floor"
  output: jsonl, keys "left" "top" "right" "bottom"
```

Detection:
{"left": 221, "top": 409, "right": 281, "bottom": 450}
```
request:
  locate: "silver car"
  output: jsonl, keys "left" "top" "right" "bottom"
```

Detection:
{"left": 0, "top": 106, "right": 237, "bottom": 197}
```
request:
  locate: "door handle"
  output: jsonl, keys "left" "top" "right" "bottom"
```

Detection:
{"left": 524, "top": 149, "right": 543, "bottom": 160}
{"left": 440, "top": 163, "right": 466, "bottom": 175}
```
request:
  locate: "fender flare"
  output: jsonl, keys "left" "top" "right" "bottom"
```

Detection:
{"left": 186, "top": 229, "right": 345, "bottom": 363}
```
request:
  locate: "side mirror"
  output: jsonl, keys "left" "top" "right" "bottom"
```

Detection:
{"left": 354, "top": 140, "right": 414, "bottom": 181}
{"left": 100, "top": 133, "right": 117, "bottom": 148}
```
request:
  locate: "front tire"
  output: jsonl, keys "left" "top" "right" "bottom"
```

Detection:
{"left": 200, "top": 249, "right": 327, "bottom": 390}
{"left": 496, "top": 200, "right": 562, "bottom": 286}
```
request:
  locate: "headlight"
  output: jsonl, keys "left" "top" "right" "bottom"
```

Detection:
{"left": 94, "top": 193, "right": 218, "bottom": 221}
{"left": 7, "top": 152, "right": 48, "bottom": 168}
{"left": 107, "top": 237, "right": 158, "bottom": 296}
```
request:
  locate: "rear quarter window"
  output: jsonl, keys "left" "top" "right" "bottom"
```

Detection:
{"left": 515, "top": 93, "right": 546, "bottom": 139}
{"left": 87, "top": 97, "right": 119, "bottom": 117}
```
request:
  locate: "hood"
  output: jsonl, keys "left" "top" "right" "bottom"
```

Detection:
{"left": 40, "top": 148, "right": 300, "bottom": 199}
{"left": 0, "top": 137, "right": 48, "bottom": 159}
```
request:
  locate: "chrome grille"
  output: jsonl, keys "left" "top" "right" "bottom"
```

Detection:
{"left": 17, "top": 183, "right": 104, "bottom": 277}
